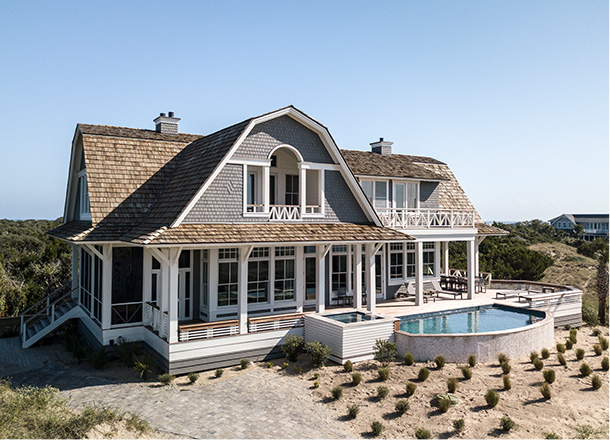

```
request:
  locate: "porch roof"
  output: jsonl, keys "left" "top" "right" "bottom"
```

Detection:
{"left": 475, "top": 222, "right": 509, "bottom": 236}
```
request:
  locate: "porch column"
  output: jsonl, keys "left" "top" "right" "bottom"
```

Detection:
{"left": 366, "top": 243, "right": 376, "bottom": 314}
{"left": 466, "top": 239, "right": 476, "bottom": 300}
{"left": 101, "top": 245, "right": 113, "bottom": 331}
{"left": 474, "top": 236, "right": 485, "bottom": 279}
{"left": 315, "top": 245, "right": 327, "bottom": 313}
{"left": 434, "top": 242, "right": 441, "bottom": 278}
{"left": 295, "top": 246, "right": 304, "bottom": 312}
{"left": 263, "top": 166, "right": 270, "bottom": 213}
{"left": 299, "top": 166, "right": 306, "bottom": 216}
{"left": 238, "top": 246, "right": 252, "bottom": 334}
{"left": 443, "top": 241, "right": 450, "bottom": 275}
{"left": 354, "top": 243, "right": 363, "bottom": 309}
{"left": 168, "top": 248, "right": 181, "bottom": 343}
{"left": 414, "top": 241, "right": 424, "bottom": 306}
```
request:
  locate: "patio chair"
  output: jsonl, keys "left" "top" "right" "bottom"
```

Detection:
{"left": 430, "top": 280, "right": 463, "bottom": 299}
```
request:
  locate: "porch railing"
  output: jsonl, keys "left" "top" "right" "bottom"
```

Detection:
{"left": 270, "top": 205, "right": 301, "bottom": 221}
{"left": 178, "top": 319, "right": 240, "bottom": 342}
{"left": 449, "top": 269, "right": 492, "bottom": 286}
{"left": 144, "top": 302, "right": 161, "bottom": 332}
{"left": 377, "top": 208, "right": 476, "bottom": 229}
{"left": 248, "top": 312, "right": 304, "bottom": 333}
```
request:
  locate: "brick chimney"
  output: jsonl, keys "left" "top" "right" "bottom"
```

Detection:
{"left": 153, "top": 111, "right": 180, "bottom": 134}
{"left": 370, "top": 137, "right": 393, "bottom": 155}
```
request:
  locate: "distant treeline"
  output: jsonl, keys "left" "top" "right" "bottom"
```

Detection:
{"left": 0, "top": 219, "right": 71, "bottom": 318}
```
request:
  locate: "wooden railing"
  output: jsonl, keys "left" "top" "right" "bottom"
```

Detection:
{"left": 21, "top": 287, "right": 77, "bottom": 344}
{"left": 178, "top": 319, "right": 240, "bottom": 342}
{"left": 377, "top": 208, "right": 476, "bottom": 229}
{"left": 248, "top": 312, "right": 304, "bottom": 333}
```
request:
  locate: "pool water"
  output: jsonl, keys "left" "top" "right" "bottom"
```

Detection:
{"left": 326, "top": 312, "right": 378, "bottom": 323}
{"left": 399, "top": 305, "right": 540, "bottom": 334}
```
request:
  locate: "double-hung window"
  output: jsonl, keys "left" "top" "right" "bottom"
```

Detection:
{"left": 274, "top": 247, "right": 295, "bottom": 301}
{"left": 218, "top": 248, "right": 238, "bottom": 307}
{"left": 248, "top": 247, "right": 269, "bottom": 304}
{"left": 361, "top": 180, "right": 389, "bottom": 209}
{"left": 389, "top": 243, "right": 404, "bottom": 280}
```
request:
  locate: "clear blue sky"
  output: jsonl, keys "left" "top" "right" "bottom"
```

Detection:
{"left": 1, "top": 1, "right": 607, "bottom": 222}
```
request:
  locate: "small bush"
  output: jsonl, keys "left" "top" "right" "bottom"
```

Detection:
{"left": 240, "top": 359, "right": 251, "bottom": 370}
{"left": 541, "top": 348, "right": 550, "bottom": 359}
{"left": 377, "top": 386, "right": 389, "bottom": 400}
{"left": 557, "top": 353, "right": 567, "bottom": 366}
{"left": 187, "top": 372, "right": 199, "bottom": 384}
{"left": 352, "top": 372, "right": 362, "bottom": 385}
{"left": 313, "top": 381, "right": 319, "bottom": 389}
{"left": 543, "top": 369, "right": 556, "bottom": 384}
{"left": 500, "top": 416, "right": 516, "bottom": 432}
{"left": 485, "top": 389, "right": 499, "bottom": 408}
{"left": 591, "top": 374, "right": 602, "bottom": 390}
{"left": 438, "top": 397, "right": 451, "bottom": 413}
{"left": 592, "top": 328, "right": 602, "bottom": 336}
{"left": 418, "top": 367, "right": 430, "bottom": 381}
{"left": 579, "top": 363, "right": 592, "bottom": 377}
{"left": 498, "top": 353, "right": 509, "bottom": 364}
{"left": 556, "top": 343, "right": 566, "bottom": 354}
{"left": 565, "top": 339, "right": 573, "bottom": 350}
{"left": 347, "top": 404, "right": 360, "bottom": 419}
{"left": 215, "top": 368, "right": 224, "bottom": 378}
{"left": 281, "top": 334, "right": 304, "bottom": 362}
{"left": 117, "top": 340, "right": 138, "bottom": 367}
{"left": 343, "top": 360, "right": 353, "bottom": 372}
{"left": 599, "top": 336, "right": 609, "bottom": 350}
{"left": 447, "top": 377, "right": 458, "bottom": 393}
{"left": 158, "top": 373, "right": 175, "bottom": 386}
{"left": 435, "top": 355, "right": 445, "bottom": 369}
{"left": 331, "top": 386, "right": 343, "bottom": 400}
{"left": 87, "top": 347, "right": 108, "bottom": 370}
{"left": 371, "top": 421, "right": 384, "bottom": 437}
{"left": 502, "top": 374, "right": 512, "bottom": 390}
{"left": 293, "top": 366, "right": 302, "bottom": 375}
{"left": 415, "top": 427, "right": 432, "bottom": 439}
{"left": 601, "top": 356, "right": 609, "bottom": 371}
{"left": 373, "top": 339, "right": 397, "bottom": 366}
{"left": 265, "top": 362, "right": 273, "bottom": 369}
{"left": 540, "top": 383, "right": 552, "bottom": 400}
{"left": 501, "top": 362, "right": 511, "bottom": 375}
{"left": 133, "top": 355, "right": 155, "bottom": 380}
{"left": 461, "top": 366, "right": 472, "bottom": 380}
{"left": 569, "top": 329, "right": 577, "bottom": 344}
{"left": 406, "top": 382, "right": 417, "bottom": 397}
{"left": 453, "top": 418, "right": 465, "bottom": 433}
{"left": 544, "top": 433, "right": 561, "bottom": 439}
{"left": 534, "top": 358, "right": 544, "bottom": 371}
{"left": 404, "top": 352, "right": 415, "bottom": 366}
{"left": 564, "top": 324, "right": 571, "bottom": 330}
{"left": 582, "top": 303, "right": 599, "bottom": 326}
{"left": 378, "top": 367, "right": 390, "bottom": 381}
{"left": 395, "top": 399, "right": 410, "bottom": 414}
{"left": 313, "top": 372, "right": 320, "bottom": 380}
{"left": 468, "top": 354, "right": 476, "bottom": 367}
{"left": 305, "top": 341, "right": 332, "bottom": 368}
{"left": 282, "top": 362, "right": 289, "bottom": 370}
{"left": 575, "top": 348, "right": 585, "bottom": 360}
{"left": 593, "top": 344, "right": 603, "bottom": 356}
{"left": 530, "top": 351, "right": 539, "bottom": 362}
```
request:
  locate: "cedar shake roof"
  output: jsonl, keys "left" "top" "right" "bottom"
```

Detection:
{"left": 340, "top": 150, "right": 448, "bottom": 180}
{"left": 78, "top": 124, "right": 203, "bottom": 143}
{"left": 475, "top": 222, "right": 509, "bottom": 236}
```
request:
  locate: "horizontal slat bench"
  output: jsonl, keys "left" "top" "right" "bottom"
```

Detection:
{"left": 248, "top": 313, "right": 304, "bottom": 333}
{"left": 178, "top": 319, "right": 240, "bottom": 342}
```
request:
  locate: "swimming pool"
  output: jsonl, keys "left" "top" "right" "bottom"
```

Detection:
{"left": 399, "top": 305, "right": 542, "bottom": 334}
{"left": 326, "top": 312, "right": 381, "bottom": 324}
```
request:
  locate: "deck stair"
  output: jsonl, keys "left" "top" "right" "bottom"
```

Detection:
{"left": 20, "top": 283, "right": 83, "bottom": 348}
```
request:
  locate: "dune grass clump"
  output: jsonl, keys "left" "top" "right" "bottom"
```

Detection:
{"left": 468, "top": 354, "right": 476, "bottom": 367}
{"left": 343, "top": 360, "right": 353, "bottom": 372}
{"left": 378, "top": 367, "right": 390, "bottom": 381}
{"left": 404, "top": 352, "right": 414, "bottom": 366}
{"left": 371, "top": 421, "right": 384, "bottom": 437}
{"left": 501, "top": 362, "right": 511, "bottom": 375}
{"left": 460, "top": 366, "right": 472, "bottom": 380}
{"left": 575, "top": 348, "right": 585, "bottom": 360}
{"left": 418, "top": 367, "right": 430, "bottom": 382}
{"left": 438, "top": 397, "right": 451, "bottom": 413}
{"left": 530, "top": 351, "right": 539, "bottom": 363}
{"left": 158, "top": 373, "right": 175, "bottom": 386}
{"left": 352, "top": 372, "right": 362, "bottom": 386}
{"left": 215, "top": 368, "right": 224, "bottom": 378}
{"left": 601, "top": 356, "right": 609, "bottom": 371}
{"left": 556, "top": 343, "right": 566, "bottom": 354}
{"left": 593, "top": 344, "right": 603, "bottom": 356}
{"left": 500, "top": 416, "right": 516, "bottom": 432}
{"left": 541, "top": 348, "right": 550, "bottom": 359}
{"left": 187, "top": 372, "right": 199, "bottom": 384}
{"left": 415, "top": 428, "right": 432, "bottom": 439}
{"left": 565, "top": 339, "right": 573, "bottom": 350}
{"left": 540, "top": 383, "right": 552, "bottom": 400}
{"left": 579, "top": 363, "right": 592, "bottom": 377}
{"left": 569, "top": 328, "right": 577, "bottom": 343}
{"left": 502, "top": 374, "right": 512, "bottom": 390}
{"left": 485, "top": 389, "right": 499, "bottom": 408}
{"left": 599, "top": 336, "right": 609, "bottom": 350}
{"left": 543, "top": 369, "right": 556, "bottom": 384}
{"left": 498, "top": 353, "right": 509, "bottom": 364}
{"left": 591, "top": 375, "right": 602, "bottom": 390}
{"left": 395, "top": 399, "right": 410, "bottom": 414}
{"left": 240, "top": 358, "right": 251, "bottom": 370}
{"left": 331, "top": 386, "right": 343, "bottom": 400}
{"left": 406, "top": 382, "right": 417, "bottom": 397}
{"left": 377, "top": 386, "right": 389, "bottom": 400}
{"left": 534, "top": 358, "right": 544, "bottom": 371}
{"left": 453, "top": 418, "right": 465, "bottom": 433}
{"left": 313, "top": 381, "right": 319, "bottom": 389}
{"left": 557, "top": 353, "right": 567, "bottom": 366}
{"left": 347, "top": 404, "right": 359, "bottom": 419}
{"left": 435, "top": 355, "right": 445, "bottom": 369}
{"left": 447, "top": 377, "right": 458, "bottom": 393}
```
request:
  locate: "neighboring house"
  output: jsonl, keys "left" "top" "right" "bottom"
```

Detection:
{"left": 548, "top": 214, "right": 609, "bottom": 241}
{"left": 25, "top": 106, "right": 505, "bottom": 373}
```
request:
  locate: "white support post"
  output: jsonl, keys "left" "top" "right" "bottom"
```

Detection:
{"left": 414, "top": 241, "right": 424, "bottom": 306}
{"left": 238, "top": 246, "right": 253, "bottom": 334}
{"left": 466, "top": 239, "right": 476, "bottom": 300}
{"left": 443, "top": 241, "right": 450, "bottom": 275}
{"left": 366, "top": 243, "right": 376, "bottom": 314}
{"left": 142, "top": 248, "right": 152, "bottom": 310}
{"left": 299, "top": 166, "right": 306, "bottom": 216}
{"left": 71, "top": 245, "right": 79, "bottom": 297}
{"left": 474, "top": 236, "right": 485, "bottom": 280}
{"left": 315, "top": 245, "right": 327, "bottom": 313}
{"left": 168, "top": 248, "right": 181, "bottom": 343}
{"left": 434, "top": 242, "right": 441, "bottom": 278}
{"left": 354, "top": 243, "right": 363, "bottom": 309}
{"left": 263, "top": 165, "right": 270, "bottom": 213}
{"left": 101, "top": 245, "right": 112, "bottom": 330}
{"left": 295, "top": 246, "right": 304, "bottom": 312}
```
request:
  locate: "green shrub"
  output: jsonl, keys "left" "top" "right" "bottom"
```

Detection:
{"left": 569, "top": 329, "right": 578, "bottom": 344}
{"left": 591, "top": 374, "right": 602, "bottom": 390}
{"left": 313, "top": 372, "right": 320, "bottom": 380}
{"left": 565, "top": 339, "right": 573, "bottom": 350}
{"left": 406, "top": 382, "right": 417, "bottom": 397}
{"left": 593, "top": 344, "right": 603, "bottom": 356}
{"left": 347, "top": 404, "right": 359, "bottom": 419}
{"left": 352, "top": 372, "right": 362, "bottom": 386}
{"left": 378, "top": 367, "right": 390, "bottom": 381}
{"left": 468, "top": 354, "right": 476, "bottom": 367}
{"left": 187, "top": 372, "right": 199, "bottom": 384}
{"left": 343, "top": 360, "right": 353, "bottom": 372}
{"left": 377, "top": 386, "right": 389, "bottom": 400}
{"left": 447, "top": 377, "right": 458, "bottom": 393}
{"left": 500, "top": 416, "right": 516, "bottom": 432}
{"left": 557, "top": 353, "right": 567, "bottom": 366}
{"left": 240, "top": 359, "right": 251, "bottom": 370}
{"left": 461, "top": 366, "right": 472, "bottom": 380}
{"left": 501, "top": 362, "right": 511, "bottom": 375}
{"left": 281, "top": 334, "right": 304, "bottom": 362}
{"left": 502, "top": 374, "right": 512, "bottom": 390}
{"left": 599, "top": 336, "right": 609, "bottom": 350}
{"left": 371, "top": 421, "right": 384, "bottom": 437}
{"left": 544, "top": 432, "right": 561, "bottom": 439}
{"left": 331, "top": 386, "right": 343, "bottom": 400}
{"left": 313, "top": 381, "right": 319, "bottom": 389}
{"left": 282, "top": 362, "right": 289, "bottom": 370}
{"left": 582, "top": 303, "right": 599, "bottom": 326}
{"left": 395, "top": 399, "right": 410, "bottom": 414}
{"left": 265, "top": 362, "right": 273, "bottom": 369}
{"left": 305, "top": 341, "right": 332, "bottom": 368}
{"left": 530, "top": 351, "right": 540, "bottom": 362}
{"left": 564, "top": 324, "right": 571, "bottom": 330}
{"left": 556, "top": 343, "right": 566, "bottom": 354}
{"left": 404, "top": 352, "right": 414, "bottom": 366}
{"left": 575, "top": 348, "right": 585, "bottom": 360}
{"left": 418, "top": 367, "right": 430, "bottom": 381}
{"left": 579, "top": 363, "right": 592, "bottom": 377}
{"left": 215, "top": 368, "right": 224, "bottom": 378}
{"left": 415, "top": 427, "right": 431, "bottom": 439}
{"left": 541, "top": 348, "right": 550, "bottom": 359}
{"left": 158, "top": 373, "right": 175, "bottom": 386}
{"left": 434, "top": 355, "right": 445, "bottom": 369}
{"left": 540, "top": 383, "right": 552, "bottom": 400}
{"left": 485, "top": 389, "right": 499, "bottom": 408}
{"left": 543, "top": 369, "right": 556, "bottom": 384}
{"left": 534, "top": 358, "right": 544, "bottom": 371}
{"left": 453, "top": 418, "right": 465, "bottom": 433}
{"left": 437, "top": 396, "right": 451, "bottom": 413}
{"left": 133, "top": 354, "right": 155, "bottom": 380}
{"left": 373, "top": 339, "right": 397, "bottom": 366}
{"left": 293, "top": 366, "right": 302, "bottom": 375}
{"left": 592, "top": 328, "right": 602, "bottom": 337}
{"left": 602, "top": 356, "right": 609, "bottom": 371}
{"left": 498, "top": 353, "right": 509, "bottom": 364}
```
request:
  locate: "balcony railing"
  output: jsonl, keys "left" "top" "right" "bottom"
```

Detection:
{"left": 377, "top": 208, "right": 476, "bottom": 229}
{"left": 178, "top": 319, "right": 240, "bottom": 342}
{"left": 269, "top": 205, "right": 301, "bottom": 221}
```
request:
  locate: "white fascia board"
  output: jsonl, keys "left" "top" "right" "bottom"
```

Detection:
{"left": 227, "top": 158, "right": 271, "bottom": 166}
{"left": 354, "top": 174, "right": 444, "bottom": 183}
{"left": 403, "top": 228, "right": 478, "bottom": 242}
{"left": 146, "top": 238, "right": 407, "bottom": 249}
{"left": 62, "top": 128, "right": 83, "bottom": 222}
{"left": 301, "top": 162, "right": 341, "bottom": 171}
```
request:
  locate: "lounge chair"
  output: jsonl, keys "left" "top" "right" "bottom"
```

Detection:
{"left": 430, "top": 280, "right": 463, "bottom": 299}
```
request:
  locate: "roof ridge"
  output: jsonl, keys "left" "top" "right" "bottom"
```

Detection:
{"left": 340, "top": 148, "right": 446, "bottom": 166}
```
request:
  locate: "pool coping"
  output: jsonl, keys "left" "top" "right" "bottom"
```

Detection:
{"left": 313, "top": 309, "right": 397, "bottom": 328}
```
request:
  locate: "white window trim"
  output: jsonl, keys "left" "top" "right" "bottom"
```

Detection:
{"left": 78, "top": 169, "right": 91, "bottom": 220}
{"left": 392, "top": 180, "right": 420, "bottom": 209}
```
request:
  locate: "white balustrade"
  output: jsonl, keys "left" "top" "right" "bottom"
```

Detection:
{"left": 377, "top": 209, "right": 476, "bottom": 229}
{"left": 269, "top": 205, "right": 301, "bottom": 221}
